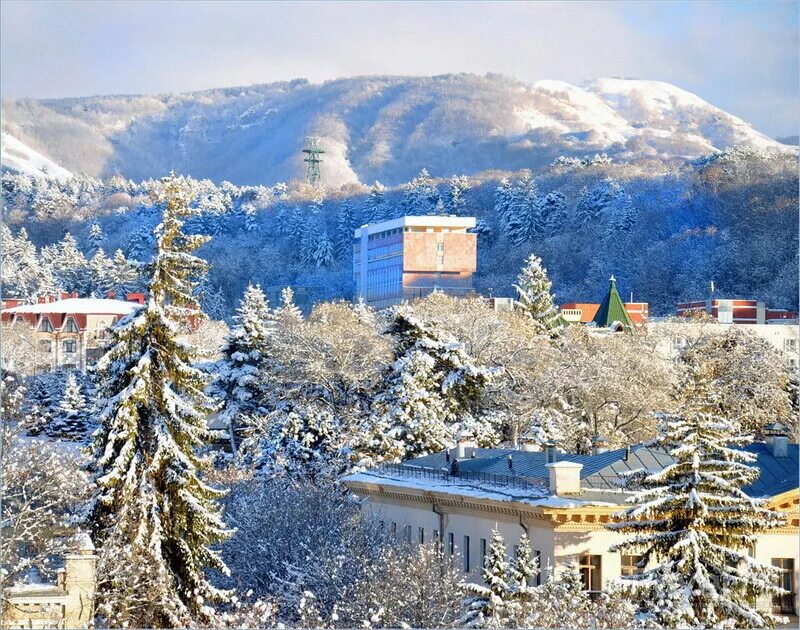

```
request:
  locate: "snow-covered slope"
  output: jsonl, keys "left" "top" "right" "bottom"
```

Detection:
{"left": 1, "top": 131, "right": 72, "bottom": 181}
{"left": 0, "top": 75, "right": 791, "bottom": 186}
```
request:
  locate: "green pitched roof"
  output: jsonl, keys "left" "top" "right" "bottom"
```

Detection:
{"left": 592, "top": 275, "right": 633, "bottom": 330}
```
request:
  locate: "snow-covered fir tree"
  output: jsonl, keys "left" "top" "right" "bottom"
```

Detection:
{"left": 356, "top": 306, "right": 499, "bottom": 463}
{"left": 609, "top": 363, "right": 787, "bottom": 628}
{"left": 505, "top": 175, "right": 543, "bottom": 246}
{"left": 448, "top": 175, "right": 472, "bottom": 216}
{"left": 509, "top": 533, "right": 539, "bottom": 594}
{"left": 459, "top": 529, "right": 517, "bottom": 628}
{"left": 522, "top": 559, "right": 591, "bottom": 628}
{"left": 540, "top": 191, "right": 568, "bottom": 233}
{"left": 241, "top": 202, "right": 259, "bottom": 233}
{"left": 89, "top": 248, "right": 114, "bottom": 296}
{"left": 403, "top": 168, "right": 440, "bottom": 215}
{"left": 87, "top": 176, "right": 230, "bottom": 628}
{"left": 276, "top": 286, "right": 303, "bottom": 323}
{"left": 494, "top": 178, "right": 514, "bottom": 231}
{"left": 108, "top": 249, "right": 141, "bottom": 296}
{"left": 607, "top": 194, "right": 637, "bottom": 236}
{"left": 210, "top": 283, "right": 274, "bottom": 453}
{"left": 88, "top": 221, "right": 105, "bottom": 253}
{"left": 363, "top": 181, "right": 389, "bottom": 224}
{"left": 45, "top": 232, "right": 91, "bottom": 294}
{"left": 575, "top": 178, "right": 625, "bottom": 224}
{"left": 336, "top": 199, "right": 358, "bottom": 259}
{"left": 196, "top": 277, "right": 228, "bottom": 321}
{"left": 513, "top": 253, "right": 561, "bottom": 331}
{"left": 52, "top": 372, "right": 90, "bottom": 441}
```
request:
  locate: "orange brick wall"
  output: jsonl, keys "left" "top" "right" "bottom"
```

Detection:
{"left": 402, "top": 232, "right": 477, "bottom": 273}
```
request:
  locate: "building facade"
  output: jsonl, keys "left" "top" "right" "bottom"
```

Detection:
{"left": 1, "top": 293, "right": 143, "bottom": 373}
{"left": 677, "top": 298, "right": 798, "bottom": 325}
{"left": 354, "top": 216, "right": 477, "bottom": 309}
{"left": 3, "top": 534, "right": 97, "bottom": 629}
{"left": 345, "top": 437, "right": 799, "bottom": 617}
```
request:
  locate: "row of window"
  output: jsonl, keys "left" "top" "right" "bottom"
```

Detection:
{"left": 32, "top": 317, "right": 111, "bottom": 334}
{"left": 38, "top": 339, "right": 78, "bottom": 354}
{"left": 380, "top": 521, "right": 797, "bottom": 612}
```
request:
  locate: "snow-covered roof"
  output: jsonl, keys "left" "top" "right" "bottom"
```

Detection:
{"left": 2, "top": 297, "right": 140, "bottom": 316}
{"left": 354, "top": 215, "right": 476, "bottom": 238}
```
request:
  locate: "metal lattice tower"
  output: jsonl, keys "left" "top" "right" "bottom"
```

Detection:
{"left": 302, "top": 136, "right": 324, "bottom": 185}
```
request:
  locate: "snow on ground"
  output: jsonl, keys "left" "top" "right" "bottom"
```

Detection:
{"left": 1, "top": 131, "right": 73, "bottom": 181}
{"left": 344, "top": 471, "right": 618, "bottom": 508}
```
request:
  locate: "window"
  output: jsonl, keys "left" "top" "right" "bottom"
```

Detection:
{"left": 621, "top": 555, "right": 645, "bottom": 577}
{"left": 432, "top": 529, "right": 439, "bottom": 542}
{"left": 62, "top": 339, "right": 77, "bottom": 353}
{"left": 772, "top": 558, "right": 796, "bottom": 615}
{"left": 403, "top": 525, "right": 412, "bottom": 544}
{"left": 785, "top": 338, "right": 798, "bottom": 352}
{"left": 579, "top": 555, "right": 602, "bottom": 594}
{"left": 38, "top": 318, "right": 53, "bottom": 332}
{"left": 480, "top": 538, "right": 487, "bottom": 568}
{"left": 391, "top": 522, "right": 397, "bottom": 537}
{"left": 63, "top": 318, "right": 79, "bottom": 333}
{"left": 95, "top": 320, "right": 110, "bottom": 340}
{"left": 38, "top": 340, "right": 52, "bottom": 353}
{"left": 418, "top": 527, "right": 425, "bottom": 544}
{"left": 463, "top": 536, "right": 471, "bottom": 573}
{"left": 448, "top": 532, "right": 455, "bottom": 556}
{"left": 533, "top": 550, "right": 542, "bottom": 586}
{"left": 436, "top": 242, "right": 444, "bottom": 252}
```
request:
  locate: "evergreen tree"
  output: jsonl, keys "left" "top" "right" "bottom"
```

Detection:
{"left": 459, "top": 529, "right": 516, "bottom": 628}
{"left": 509, "top": 533, "right": 539, "bottom": 592}
{"left": 448, "top": 175, "right": 472, "bottom": 216}
{"left": 607, "top": 194, "right": 636, "bottom": 236}
{"left": 513, "top": 253, "right": 561, "bottom": 331}
{"left": 48, "top": 232, "right": 91, "bottom": 294}
{"left": 241, "top": 202, "right": 259, "bottom": 233}
{"left": 403, "top": 168, "right": 440, "bottom": 215}
{"left": 505, "top": 175, "right": 543, "bottom": 246}
{"left": 210, "top": 284, "right": 274, "bottom": 453}
{"left": 276, "top": 286, "right": 303, "bottom": 323}
{"left": 609, "top": 363, "right": 787, "bottom": 628}
{"left": 195, "top": 278, "right": 227, "bottom": 321}
{"left": 522, "top": 559, "right": 591, "bottom": 628}
{"left": 108, "top": 249, "right": 141, "bottom": 297}
{"left": 52, "top": 373, "right": 90, "bottom": 441}
{"left": 363, "top": 181, "right": 389, "bottom": 224}
{"left": 540, "top": 191, "right": 568, "bottom": 233}
{"left": 87, "top": 177, "right": 230, "bottom": 628}
{"left": 494, "top": 178, "right": 514, "bottom": 231}
{"left": 335, "top": 199, "right": 358, "bottom": 260}
{"left": 89, "top": 249, "right": 114, "bottom": 296}
{"left": 126, "top": 224, "right": 156, "bottom": 261}
{"left": 575, "top": 179, "right": 624, "bottom": 224}
{"left": 356, "top": 306, "right": 498, "bottom": 462}
{"left": 88, "top": 222, "right": 105, "bottom": 253}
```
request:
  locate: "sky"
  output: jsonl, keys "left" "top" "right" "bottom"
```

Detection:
{"left": 1, "top": 0, "right": 797, "bottom": 138}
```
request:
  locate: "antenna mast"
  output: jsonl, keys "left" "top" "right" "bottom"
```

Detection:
{"left": 302, "top": 136, "right": 324, "bottom": 186}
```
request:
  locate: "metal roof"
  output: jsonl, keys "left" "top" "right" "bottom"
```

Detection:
{"left": 404, "top": 442, "right": 799, "bottom": 499}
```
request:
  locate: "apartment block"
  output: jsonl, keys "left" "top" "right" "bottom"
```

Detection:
{"left": 676, "top": 298, "right": 798, "bottom": 325}
{"left": 354, "top": 216, "right": 477, "bottom": 308}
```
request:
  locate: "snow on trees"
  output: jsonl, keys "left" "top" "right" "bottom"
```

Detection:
{"left": 448, "top": 174, "right": 472, "bottom": 216}
{"left": 363, "top": 180, "right": 389, "bottom": 224}
{"left": 355, "top": 305, "right": 500, "bottom": 463}
{"left": 609, "top": 362, "right": 787, "bottom": 629}
{"left": 88, "top": 221, "right": 105, "bottom": 253}
{"left": 52, "top": 372, "right": 91, "bottom": 441}
{"left": 504, "top": 175, "right": 543, "bottom": 246}
{"left": 276, "top": 286, "right": 304, "bottom": 323}
{"left": 459, "top": 529, "right": 517, "bottom": 628}
{"left": 209, "top": 283, "right": 275, "bottom": 453}
{"left": 336, "top": 199, "right": 359, "bottom": 259}
{"left": 87, "top": 175, "right": 230, "bottom": 628}
{"left": 403, "top": 168, "right": 440, "bottom": 215}
{"left": 513, "top": 253, "right": 561, "bottom": 331}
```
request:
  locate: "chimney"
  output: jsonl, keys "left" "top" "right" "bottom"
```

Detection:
{"left": 456, "top": 442, "right": 466, "bottom": 459}
{"left": 507, "top": 454, "right": 513, "bottom": 470}
{"left": 592, "top": 436, "right": 610, "bottom": 455}
{"left": 544, "top": 442, "right": 558, "bottom": 464}
{"left": 70, "top": 291, "right": 78, "bottom": 299}
{"left": 450, "top": 459, "right": 460, "bottom": 476}
{"left": 546, "top": 461, "right": 583, "bottom": 495}
{"left": 38, "top": 296, "right": 47, "bottom": 304}
{"left": 106, "top": 290, "right": 116, "bottom": 300}
{"left": 764, "top": 422, "right": 790, "bottom": 458}
{"left": 63, "top": 533, "right": 97, "bottom": 629}
{"left": 445, "top": 451, "right": 451, "bottom": 463}
{"left": 126, "top": 292, "right": 145, "bottom": 305}
{"left": 624, "top": 445, "right": 631, "bottom": 462}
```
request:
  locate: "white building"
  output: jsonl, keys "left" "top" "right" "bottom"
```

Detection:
{"left": 354, "top": 216, "right": 477, "bottom": 309}
{"left": 345, "top": 436, "right": 800, "bottom": 617}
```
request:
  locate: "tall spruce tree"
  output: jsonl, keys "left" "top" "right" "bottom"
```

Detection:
{"left": 459, "top": 529, "right": 517, "bottom": 628}
{"left": 87, "top": 176, "right": 230, "bottom": 628}
{"left": 609, "top": 363, "right": 787, "bottom": 628}
{"left": 210, "top": 283, "right": 274, "bottom": 453}
{"left": 53, "top": 373, "right": 90, "bottom": 441}
{"left": 514, "top": 253, "right": 561, "bottom": 331}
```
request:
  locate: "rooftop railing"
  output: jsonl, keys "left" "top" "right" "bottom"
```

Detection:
{"left": 377, "top": 462, "right": 548, "bottom": 493}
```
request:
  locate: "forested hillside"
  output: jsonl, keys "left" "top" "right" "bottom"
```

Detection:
{"left": 2, "top": 147, "right": 797, "bottom": 316}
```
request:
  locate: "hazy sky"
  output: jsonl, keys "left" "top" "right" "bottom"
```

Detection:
{"left": 1, "top": 1, "right": 797, "bottom": 137}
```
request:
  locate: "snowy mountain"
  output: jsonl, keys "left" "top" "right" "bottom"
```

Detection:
{"left": 1, "top": 74, "right": 791, "bottom": 186}
{"left": 1, "top": 131, "right": 72, "bottom": 181}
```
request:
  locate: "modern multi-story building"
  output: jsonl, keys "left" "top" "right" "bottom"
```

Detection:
{"left": 353, "top": 216, "right": 477, "bottom": 309}
{"left": 1, "top": 292, "right": 144, "bottom": 373}
{"left": 676, "top": 298, "right": 797, "bottom": 325}
{"left": 345, "top": 431, "right": 799, "bottom": 617}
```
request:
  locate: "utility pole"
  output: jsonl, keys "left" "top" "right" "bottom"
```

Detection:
{"left": 302, "top": 136, "right": 324, "bottom": 186}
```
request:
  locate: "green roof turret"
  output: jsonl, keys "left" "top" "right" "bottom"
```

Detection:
{"left": 592, "top": 275, "right": 633, "bottom": 331}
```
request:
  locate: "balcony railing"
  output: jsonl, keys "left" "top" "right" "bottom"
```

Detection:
{"left": 377, "top": 462, "right": 547, "bottom": 493}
